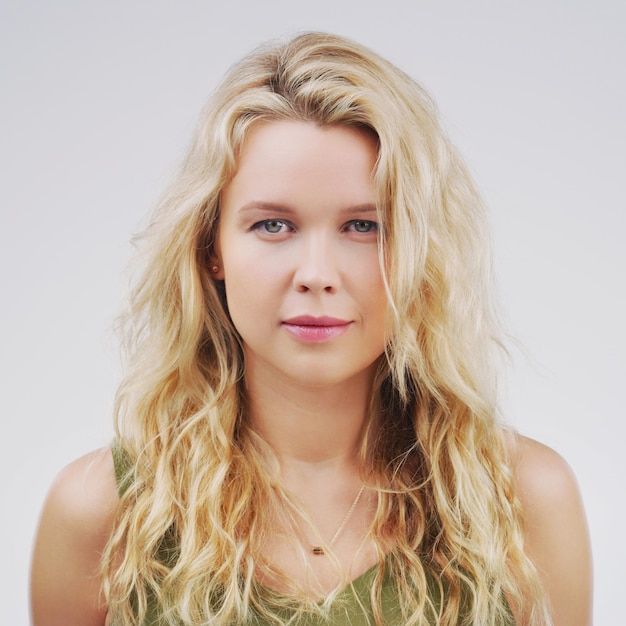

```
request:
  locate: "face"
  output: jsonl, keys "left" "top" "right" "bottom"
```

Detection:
{"left": 215, "top": 120, "right": 387, "bottom": 390}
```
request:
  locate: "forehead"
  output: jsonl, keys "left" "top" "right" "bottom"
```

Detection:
{"left": 222, "top": 120, "right": 379, "bottom": 212}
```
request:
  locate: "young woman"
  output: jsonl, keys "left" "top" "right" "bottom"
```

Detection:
{"left": 31, "top": 33, "right": 592, "bottom": 625}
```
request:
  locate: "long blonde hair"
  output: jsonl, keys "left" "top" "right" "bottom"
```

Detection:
{"left": 103, "top": 32, "right": 548, "bottom": 625}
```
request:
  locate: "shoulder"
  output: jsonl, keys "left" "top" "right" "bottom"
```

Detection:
{"left": 505, "top": 434, "right": 590, "bottom": 551}
{"left": 31, "top": 447, "right": 119, "bottom": 626}
{"left": 504, "top": 432, "right": 593, "bottom": 626}
{"left": 506, "top": 433, "right": 579, "bottom": 508}
{"left": 41, "top": 447, "right": 119, "bottom": 535}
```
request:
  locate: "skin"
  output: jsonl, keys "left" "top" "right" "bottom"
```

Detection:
{"left": 216, "top": 121, "right": 388, "bottom": 396}
{"left": 508, "top": 435, "right": 593, "bottom": 625}
{"left": 215, "top": 121, "right": 388, "bottom": 590}
{"left": 30, "top": 448, "right": 116, "bottom": 626}
{"left": 30, "top": 121, "right": 593, "bottom": 625}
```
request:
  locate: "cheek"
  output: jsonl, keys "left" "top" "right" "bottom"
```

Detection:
{"left": 228, "top": 250, "right": 274, "bottom": 284}
{"left": 366, "top": 273, "right": 390, "bottom": 338}
{"left": 221, "top": 252, "right": 275, "bottom": 325}
{"left": 360, "top": 260, "right": 387, "bottom": 307}
{"left": 221, "top": 237, "right": 255, "bottom": 287}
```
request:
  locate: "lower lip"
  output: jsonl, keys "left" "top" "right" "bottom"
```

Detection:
{"left": 282, "top": 323, "right": 351, "bottom": 342}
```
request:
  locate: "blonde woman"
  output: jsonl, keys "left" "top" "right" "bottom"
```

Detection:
{"left": 31, "top": 33, "right": 592, "bottom": 626}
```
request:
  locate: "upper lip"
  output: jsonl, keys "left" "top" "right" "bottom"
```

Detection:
{"left": 283, "top": 315, "right": 351, "bottom": 326}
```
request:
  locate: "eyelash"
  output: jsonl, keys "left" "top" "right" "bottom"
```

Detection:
{"left": 251, "top": 219, "right": 379, "bottom": 235}
{"left": 252, "top": 219, "right": 293, "bottom": 234}
{"left": 346, "top": 220, "right": 378, "bottom": 234}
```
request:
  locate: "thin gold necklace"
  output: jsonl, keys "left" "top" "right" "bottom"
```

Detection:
{"left": 282, "top": 485, "right": 365, "bottom": 556}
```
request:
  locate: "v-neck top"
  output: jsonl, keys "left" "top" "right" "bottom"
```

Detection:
{"left": 110, "top": 442, "right": 515, "bottom": 625}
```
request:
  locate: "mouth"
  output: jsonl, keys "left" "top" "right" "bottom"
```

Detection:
{"left": 282, "top": 316, "right": 352, "bottom": 342}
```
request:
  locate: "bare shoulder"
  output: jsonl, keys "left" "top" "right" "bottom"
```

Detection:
{"left": 504, "top": 432, "right": 593, "bottom": 626}
{"left": 31, "top": 448, "right": 119, "bottom": 626}
{"left": 35, "top": 447, "right": 119, "bottom": 549}
{"left": 506, "top": 433, "right": 580, "bottom": 506}
{"left": 48, "top": 447, "right": 118, "bottom": 516}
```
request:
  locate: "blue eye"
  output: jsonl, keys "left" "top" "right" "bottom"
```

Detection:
{"left": 264, "top": 220, "right": 284, "bottom": 233}
{"left": 349, "top": 220, "right": 378, "bottom": 233}
{"left": 253, "top": 219, "right": 287, "bottom": 233}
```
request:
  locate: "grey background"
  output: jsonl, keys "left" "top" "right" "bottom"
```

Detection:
{"left": 2, "top": 1, "right": 623, "bottom": 623}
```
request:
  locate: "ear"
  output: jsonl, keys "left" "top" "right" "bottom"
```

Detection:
{"left": 208, "top": 252, "right": 225, "bottom": 280}
{"left": 207, "top": 223, "right": 225, "bottom": 279}
{"left": 209, "top": 237, "right": 225, "bottom": 279}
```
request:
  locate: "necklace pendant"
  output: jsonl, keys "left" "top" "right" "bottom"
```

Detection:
{"left": 311, "top": 546, "right": 325, "bottom": 555}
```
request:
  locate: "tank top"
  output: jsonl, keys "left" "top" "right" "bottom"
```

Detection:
{"left": 111, "top": 443, "right": 515, "bottom": 625}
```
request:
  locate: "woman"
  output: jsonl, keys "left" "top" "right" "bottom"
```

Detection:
{"left": 31, "top": 33, "right": 592, "bottom": 625}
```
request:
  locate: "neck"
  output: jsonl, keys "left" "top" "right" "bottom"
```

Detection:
{"left": 244, "top": 363, "right": 375, "bottom": 470}
{"left": 242, "top": 360, "right": 380, "bottom": 585}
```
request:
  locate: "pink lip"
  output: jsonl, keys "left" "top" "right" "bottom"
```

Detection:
{"left": 282, "top": 316, "right": 352, "bottom": 342}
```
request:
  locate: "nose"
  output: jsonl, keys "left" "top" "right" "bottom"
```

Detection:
{"left": 292, "top": 234, "right": 340, "bottom": 294}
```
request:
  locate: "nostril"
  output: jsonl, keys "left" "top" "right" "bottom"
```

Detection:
{"left": 291, "top": 244, "right": 340, "bottom": 293}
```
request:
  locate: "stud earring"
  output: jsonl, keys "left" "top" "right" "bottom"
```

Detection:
{"left": 211, "top": 265, "right": 220, "bottom": 274}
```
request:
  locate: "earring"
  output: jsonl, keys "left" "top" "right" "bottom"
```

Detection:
{"left": 211, "top": 265, "right": 220, "bottom": 274}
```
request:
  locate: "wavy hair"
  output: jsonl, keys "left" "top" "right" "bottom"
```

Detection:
{"left": 103, "top": 32, "right": 548, "bottom": 625}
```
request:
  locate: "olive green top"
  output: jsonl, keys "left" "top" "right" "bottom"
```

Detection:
{"left": 111, "top": 443, "right": 515, "bottom": 625}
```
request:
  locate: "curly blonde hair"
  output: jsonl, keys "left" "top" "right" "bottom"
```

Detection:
{"left": 103, "top": 32, "right": 548, "bottom": 625}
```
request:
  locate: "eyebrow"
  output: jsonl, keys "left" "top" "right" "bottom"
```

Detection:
{"left": 237, "top": 201, "right": 378, "bottom": 216}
